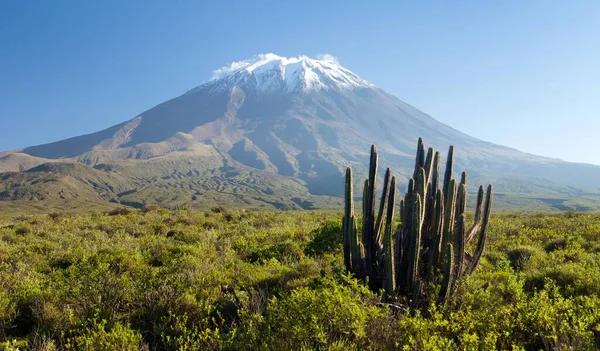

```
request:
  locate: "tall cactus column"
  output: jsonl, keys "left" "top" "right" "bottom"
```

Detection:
{"left": 342, "top": 138, "right": 494, "bottom": 308}
{"left": 362, "top": 145, "right": 378, "bottom": 279}
{"left": 382, "top": 176, "right": 397, "bottom": 301}
{"left": 342, "top": 168, "right": 361, "bottom": 273}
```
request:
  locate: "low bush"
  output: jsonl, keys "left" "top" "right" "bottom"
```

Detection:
{"left": 304, "top": 220, "right": 343, "bottom": 257}
{"left": 506, "top": 245, "right": 544, "bottom": 271}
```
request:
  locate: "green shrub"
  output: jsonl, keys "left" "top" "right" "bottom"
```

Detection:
{"left": 51, "top": 253, "right": 138, "bottom": 326}
{"left": 158, "top": 314, "right": 221, "bottom": 351}
{"left": 545, "top": 237, "right": 567, "bottom": 252}
{"left": 107, "top": 207, "right": 132, "bottom": 216}
{"left": 304, "top": 220, "right": 342, "bottom": 257}
{"left": 0, "top": 290, "right": 16, "bottom": 337}
{"left": 525, "top": 264, "right": 600, "bottom": 297}
{"left": 524, "top": 285, "right": 600, "bottom": 350}
{"left": 260, "top": 277, "right": 384, "bottom": 350}
{"left": 249, "top": 240, "right": 304, "bottom": 263}
{"left": 13, "top": 224, "right": 32, "bottom": 235}
{"left": 65, "top": 319, "right": 144, "bottom": 351}
{"left": 506, "top": 245, "right": 544, "bottom": 271}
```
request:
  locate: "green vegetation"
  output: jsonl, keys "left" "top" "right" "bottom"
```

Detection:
{"left": 0, "top": 158, "right": 344, "bottom": 213}
{"left": 3, "top": 151, "right": 600, "bottom": 214}
{"left": 343, "top": 140, "right": 493, "bottom": 307}
{"left": 1, "top": 208, "right": 600, "bottom": 350}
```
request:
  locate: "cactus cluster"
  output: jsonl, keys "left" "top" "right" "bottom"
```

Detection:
{"left": 342, "top": 138, "right": 493, "bottom": 306}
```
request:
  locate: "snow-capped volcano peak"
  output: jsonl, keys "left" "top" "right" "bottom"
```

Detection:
{"left": 205, "top": 53, "right": 374, "bottom": 93}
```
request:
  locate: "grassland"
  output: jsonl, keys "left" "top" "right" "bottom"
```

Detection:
{"left": 1, "top": 208, "right": 600, "bottom": 350}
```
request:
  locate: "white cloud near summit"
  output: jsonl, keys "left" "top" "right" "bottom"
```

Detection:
{"left": 316, "top": 53, "right": 339, "bottom": 64}
{"left": 211, "top": 59, "right": 250, "bottom": 80}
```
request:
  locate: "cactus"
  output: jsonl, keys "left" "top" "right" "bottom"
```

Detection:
{"left": 342, "top": 138, "right": 494, "bottom": 308}
{"left": 382, "top": 176, "right": 396, "bottom": 301}
{"left": 342, "top": 167, "right": 362, "bottom": 273}
{"left": 343, "top": 168, "right": 352, "bottom": 271}
{"left": 437, "top": 243, "right": 455, "bottom": 306}
{"left": 363, "top": 145, "right": 378, "bottom": 279}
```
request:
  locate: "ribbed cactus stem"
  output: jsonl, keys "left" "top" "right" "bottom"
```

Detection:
{"left": 394, "top": 225, "right": 403, "bottom": 295}
{"left": 456, "top": 172, "right": 467, "bottom": 217}
{"left": 437, "top": 243, "right": 455, "bottom": 306}
{"left": 414, "top": 138, "right": 425, "bottom": 178}
{"left": 401, "top": 179, "right": 414, "bottom": 261}
{"left": 343, "top": 167, "right": 362, "bottom": 273}
{"left": 360, "top": 179, "right": 369, "bottom": 278}
{"left": 374, "top": 168, "right": 392, "bottom": 245}
{"left": 383, "top": 176, "right": 397, "bottom": 299}
{"left": 424, "top": 147, "right": 434, "bottom": 182}
{"left": 418, "top": 141, "right": 426, "bottom": 169}
{"left": 442, "top": 179, "right": 457, "bottom": 251}
{"left": 343, "top": 167, "right": 353, "bottom": 271}
{"left": 416, "top": 168, "right": 427, "bottom": 220}
{"left": 351, "top": 217, "right": 361, "bottom": 271}
{"left": 429, "top": 189, "right": 445, "bottom": 270}
{"left": 432, "top": 151, "right": 441, "bottom": 196}
{"left": 468, "top": 184, "right": 493, "bottom": 274}
{"left": 424, "top": 181, "right": 435, "bottom": 239}
{"left": 399, "top": 199, "right": 405, "bottom": 224}
{"left": 443, "top": 145, "right": 454, "bottom": 199}
{"left": 466, "top": 185, "right": 485, "bottom": 243}
{"left": 362, "top": 179, "right": 369, "bottom": 222}
{"left": 408, "top": 194, "right": 423, "bottom": 293}
{"left": 453, "top": 214, "right": 466, "bottom": 288}
{"left": 364, "top": 145, "right": 378, "bottom": 277}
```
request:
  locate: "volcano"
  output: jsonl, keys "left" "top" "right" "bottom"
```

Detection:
{"left": 2, "top": 54, "right": 600, "bottom": 211}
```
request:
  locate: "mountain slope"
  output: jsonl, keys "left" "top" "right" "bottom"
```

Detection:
{"left": 2, "top": 53, "right": 600, "bottom": 211}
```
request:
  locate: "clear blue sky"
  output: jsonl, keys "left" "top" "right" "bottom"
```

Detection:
{"left": 1, "top": 1, "right": 599, "bottom": 164}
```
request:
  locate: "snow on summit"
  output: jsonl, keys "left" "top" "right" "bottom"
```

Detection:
{"left": 207, "top": 53, "right": 374, "bottom": 93}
